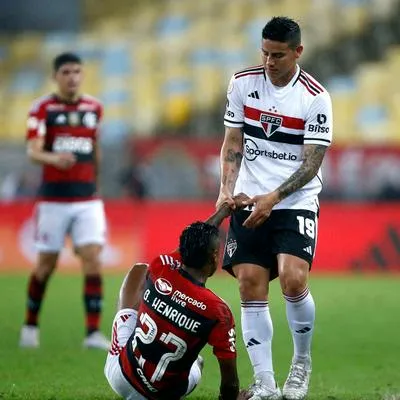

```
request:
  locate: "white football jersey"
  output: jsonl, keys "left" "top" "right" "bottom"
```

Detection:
{"left": 224, "top": 64, "right": 333, "bottom": 212}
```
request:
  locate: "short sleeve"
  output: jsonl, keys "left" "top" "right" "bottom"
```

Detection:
{"left": 26, "top": 101, "right": 47, "bottom": 141}
{"left": 304, "top": 92, "right": 333, "bottom": 147}
{"left": 223, "top": 75, "right": 244, "bottom": 128}
{"left": 208, "top": 300, "right": 236, "bottom": 359}
{"left": 97, "top": 103, "right": 104, "bottom": 123}
{"left": 152, "top": 251, "right": 182, "bottom": 272}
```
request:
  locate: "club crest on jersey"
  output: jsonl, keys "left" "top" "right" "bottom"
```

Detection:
{"left": 260, "top": 113, "right": 282, "bottom": 137}
{"left": 154, "top": 278, "right": 173, "bottom": 296}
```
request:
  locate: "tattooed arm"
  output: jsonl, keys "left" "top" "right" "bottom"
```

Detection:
{"left": 242, "top": 144, "right": 327, "bottom": 228}
{"left": 276, "top": 144, "right": 327, "bottom": 201}
{"left": 216, "top": 126, "right": 243, "bottom": 209}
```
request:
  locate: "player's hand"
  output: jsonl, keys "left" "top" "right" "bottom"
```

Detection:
{"left": 242, "top": 191, "right": 280, "bottom": 228}
{"left": 216, "top": 187, "right": 235, "bottom": 210}
{"left": 53, "top": 152, "right": 76, "bottom": 170}
{"left": 237, "top": 389, "right": 251, "bottom": 399}
{"left": 232, "top": 192, "right": 251, "bottom": 210}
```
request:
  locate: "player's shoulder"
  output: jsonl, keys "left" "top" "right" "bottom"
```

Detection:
{"left": 29, "top": 94, "right": 55, "bottom": 113}
{"left": 232, "top": 64, "right": 264, "bottom": 81}
{"left": 80, "top": 93, "right": 103, "bottom": 108}
{"left": 151, "top": 251, "right": 182, "bottom": 271}
{"left": 296, "top": 69, "right": 330, "bottom": 98}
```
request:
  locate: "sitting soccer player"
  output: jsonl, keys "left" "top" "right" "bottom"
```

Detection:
{"left": 104, "top": 196, "right": 249, "bottom": 400}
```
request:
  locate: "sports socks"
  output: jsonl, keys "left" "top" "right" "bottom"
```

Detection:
{"left": 241, "top": 300, "right": 275, "bottom": 387}
{"left": 25, "top": 273, "right": 48, "bottom": 326}
{"left": 84, "top": 274, "right": 103, "bottom": 335}
{"left": 284, "top": 287, "right": 315, "bottom": 360}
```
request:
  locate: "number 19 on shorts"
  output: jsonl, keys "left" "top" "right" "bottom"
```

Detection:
{"left": 297, "top": 215, "right": 315, "bottom": 239}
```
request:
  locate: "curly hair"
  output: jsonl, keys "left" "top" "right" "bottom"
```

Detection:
{"left": 262, "top": 16, "right": 301, "bottom": 48}
{"left": 179, "top": 221, "right": 220, "bottom": 270}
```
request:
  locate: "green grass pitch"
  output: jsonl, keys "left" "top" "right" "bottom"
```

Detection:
{"left": 0, "top": 273, "right": 399, "bottom": 400}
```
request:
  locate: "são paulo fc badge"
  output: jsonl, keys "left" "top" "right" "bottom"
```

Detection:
{"left": 68, "top": 111, "right": 80, "bottom": 126}
{"left": 260, "top": 112, "right": 282, "bottom": 137}
{"left": 226, "top": 238, "right": 237, "bottom": 258}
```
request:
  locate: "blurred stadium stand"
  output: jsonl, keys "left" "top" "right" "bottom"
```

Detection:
{"left": 0, "top": 0, "right": 400, "bottom": 200}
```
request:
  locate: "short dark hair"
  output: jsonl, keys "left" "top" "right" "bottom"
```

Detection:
{"left": 262, "top": 17, "right": 301, "bottom": 48}
{"left": 179, "top": 222, "right": 220, "bottom": 270}
{"left": 53, "top": 52, "right": 82, "bottom": 72}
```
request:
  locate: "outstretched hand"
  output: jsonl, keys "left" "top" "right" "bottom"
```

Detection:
{"left": 237, "top": 389, "right": 251, "bottom": 400}
{"left": 216, "top": 192, "right": 251, "bottom": 216}
{"left": 242, "top": 191, "right": 280, "bottom": 228}
{"left": 232, "top": 192, "right": 251, "bottom": 209}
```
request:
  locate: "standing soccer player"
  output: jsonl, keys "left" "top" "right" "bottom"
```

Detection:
{"left": 19, "top": 52, "right": 110, "bottom": 350}
{"left": 217, "top": 17, "right": 333, "bottom": 400}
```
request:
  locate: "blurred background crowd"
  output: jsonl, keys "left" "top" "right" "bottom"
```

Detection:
{"left": 0, "top": 0, "right": 400, "bottom": 202}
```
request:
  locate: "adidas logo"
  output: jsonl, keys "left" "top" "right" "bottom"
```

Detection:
{"left": 303, "top": 246, "right": 312, "bottom": 255}
{"left": 248, "top": 90, "right": 259, "bottom": 99}
{"left": 246, "top": 338, "right": 261, "bottom": 347}
{"left": 295, "top": 327, "right": 311, "bottom": 334}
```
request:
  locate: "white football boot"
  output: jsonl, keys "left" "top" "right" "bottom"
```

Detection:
{"left": 282, "top": 357, "right": 312, "bottom": 400}
{"left": 19, "top": 325, "right": 40, "bottom": 348}
{"left": 83, "top": 331, "right": 111, "bottom": 350}
{"left": 248, "top": 379, "right": 282, "bottom": 400}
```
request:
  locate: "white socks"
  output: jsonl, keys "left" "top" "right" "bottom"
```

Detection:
{"left": 241, "top": 301, "right": 275, "bottom": 387}
{"left": 284, "top": 287, "right": 315, "bottom": 360}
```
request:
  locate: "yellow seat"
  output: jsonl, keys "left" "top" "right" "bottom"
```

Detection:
{"left": 331, "top": 93, "right": 360, "bottom": 145}
{"left": 355, "top": 63, "right": 389, "bottom": 107}
{"left": 191, "top": 66, "right": 222, "bottom": 111}
{"left": 9, "top": 34, "right": 43, "bottom": 63}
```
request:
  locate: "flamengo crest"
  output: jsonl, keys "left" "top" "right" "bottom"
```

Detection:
{"left": 260, "top": 113, "right": 282, "bottom": 137}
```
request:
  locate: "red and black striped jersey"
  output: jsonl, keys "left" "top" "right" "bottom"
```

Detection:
{"left": 26, "top": 94, "right": 103, "bottom": 202}
{"left": 119, "top": 251, "right": 236, "bottom": 400}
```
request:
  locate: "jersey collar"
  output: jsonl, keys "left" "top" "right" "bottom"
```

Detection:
{"left": 178, "top": 268, "right": 205, "bottom": 287}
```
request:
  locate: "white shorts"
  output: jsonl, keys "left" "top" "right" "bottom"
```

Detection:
{"left": 104, "top": 309, "right": 202, "bottom": 400}
{"left": 34, "top": 199, "right": 106, "bottom": 252}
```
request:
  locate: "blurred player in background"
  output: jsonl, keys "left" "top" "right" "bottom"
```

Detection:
{"left": 217, "top": 17, "right": 333, "bottom": 400}
{"left": 104, "top": 196, "right": 250, "bottom": 400}
{"left": 19, "top": 52, "right": 110, "bottom": 350}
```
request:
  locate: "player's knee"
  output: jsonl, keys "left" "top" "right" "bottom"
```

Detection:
{"left": 238, "top": 275, "right": 267, "bottom": 301}
{"left": 77, "top": 245, "right": 102, "bottom": 274}
{"left": 35, "top": 254, "right": 58, "bottom": 280}
{"left": 82, "top": 257, "right": 101, "bottom": 274}
{"left": 280, "top": 268, "right": 308, "bottom": 296}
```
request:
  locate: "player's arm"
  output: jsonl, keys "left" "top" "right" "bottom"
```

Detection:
{"left": 27, "top": 137, "right": 76, "bottom": 170}
{"left": 117, "top": 262, "right": 149, "bottom": 311}
{"left": 216, "top": 126, "right": 243, "bottom": 209}
{"left": 26, "top": 104, "right": 76, "bottom": 170}
{"left": 93, "top": 103, "right": 103, "bottom": 193}
{"left": 275, "top": 144, "right": 327, "bottom": 201}
{"left": 217, "top": 358, "right": 240, "bottom": 400}
{"left": 242, "top": 93, "right": 332, "bottom": 228}
{"left": 206, "top": 192, "right": 250, "bottom": 228}
{"left": 93, "top": 140, "right": 101, "bottom": 193}
{"left": 242, "top": 144, "right": 327, "bottom": 228}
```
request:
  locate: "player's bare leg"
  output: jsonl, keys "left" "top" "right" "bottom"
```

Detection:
{"left": 233, "top": 263, "right": 282, "bottom": 400}
{"left": 77, "top": 243, "right": 110, "bottom": 350}
{"left": 20, "top": 252, "right": 59, "bottom": 348}
{"left": 278, "top": 254, "right": 313, "bottom": 400}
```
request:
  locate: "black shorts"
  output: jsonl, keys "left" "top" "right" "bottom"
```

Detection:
{"left": 222, "top": 209, "right": 318, "bottom": 280}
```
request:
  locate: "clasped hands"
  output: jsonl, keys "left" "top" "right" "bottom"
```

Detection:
{"left": 217, "top": 190, "right": 280, "bottom": 229}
